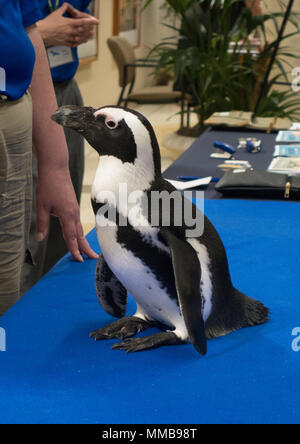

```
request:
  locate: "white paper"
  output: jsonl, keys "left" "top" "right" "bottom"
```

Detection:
{"left": 276, "top": 131, "right": 300, "bottom": 143}
{"left": 210, "top": 152, "right": 232, "bottom": 159}
{"left": 167, "top": 177, "right": 212, "bottom": 191}
{"left": 224, "top": 160, "right": 251, "bottom": 166}
{"left": 268, "top": 157, "right": 300, "bottom": 175}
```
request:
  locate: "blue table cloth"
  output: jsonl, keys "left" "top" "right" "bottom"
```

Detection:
{"left": 0, "top": 199, "right": 299, "bottom": 424}
{"left": 164, "top": 128, "right": 277, "bottom": 199}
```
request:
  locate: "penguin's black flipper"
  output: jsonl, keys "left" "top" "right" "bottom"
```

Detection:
{"left": 161, "top": 229, "right": 207, "bottom": 356}
{"left": 95, "top": 253, "right": 128, "bottom": 318}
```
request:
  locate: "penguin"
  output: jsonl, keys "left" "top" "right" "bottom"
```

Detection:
{"left": 51, "top": 105, "right": 269, "bottom": 355}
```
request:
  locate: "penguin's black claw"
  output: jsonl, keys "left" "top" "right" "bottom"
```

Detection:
{"left": 111, "top": 339, "right": 133, "bottom": 352}
{"left": 112, "top": 332, "right": 183, "bottom": 353}
{"left": 89, "top": 316, "right": 152, "bottom": 341}
{"left": 89, "top": 328, "right": 127, "bottom": 341}
{"left": 112, "top": 338, "right": 150, "bottom": 353}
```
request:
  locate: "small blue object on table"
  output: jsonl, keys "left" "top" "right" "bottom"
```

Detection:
{"left": 164, "top": 128, "right": 277, "bottom": 199}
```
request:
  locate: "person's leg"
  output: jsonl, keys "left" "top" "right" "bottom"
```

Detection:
{"left": 20, "top": 154, "right": 47, "bottom": 295}
{"left": 0, "top": 94, "right": 33, "bottom": 316}
{"left": 21, "top": 79, "right": 85, "bottom": 293}
{"left": 42, "top": 79, "right": 84, "bottom": 274}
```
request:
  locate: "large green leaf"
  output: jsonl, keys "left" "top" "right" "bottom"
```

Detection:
{"left": 143, "top": 0, "right": 300, "bottom": 126}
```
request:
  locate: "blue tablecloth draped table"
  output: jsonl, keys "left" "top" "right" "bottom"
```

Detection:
{"left": 0, "top": 198, "right": 300, "bottom": 424}
{"left": 0, "top": 128, "right": 299, "bottom": 424}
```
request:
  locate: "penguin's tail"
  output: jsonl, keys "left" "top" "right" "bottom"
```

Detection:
{"left": 205, "top": 289, "right": 269, "bottom": 339}
{"left": 240, "top": 290, "right": 270, "bottom": 328}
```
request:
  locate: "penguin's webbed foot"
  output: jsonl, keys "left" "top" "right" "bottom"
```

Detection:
{"left": 112, "top": 331, "right": 183, "bottom": 353}
{"left": 89, "top": 316, "right": 153, "bottom": 341}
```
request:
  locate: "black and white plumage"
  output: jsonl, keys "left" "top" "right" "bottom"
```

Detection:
{"left": 52, "top": 105, "right": 269, "bottom": 355}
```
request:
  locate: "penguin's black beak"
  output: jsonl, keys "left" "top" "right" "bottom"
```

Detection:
{"left": 51, "top": 105, "right": 97, "bottom": 131}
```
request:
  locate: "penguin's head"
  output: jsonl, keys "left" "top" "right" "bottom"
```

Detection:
{"left": 52, "top": 105, "right": 161, "bottom": 178}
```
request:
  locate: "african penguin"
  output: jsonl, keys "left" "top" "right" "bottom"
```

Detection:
{"left": 52, "top": 105, "right": 269, "bottom": 355}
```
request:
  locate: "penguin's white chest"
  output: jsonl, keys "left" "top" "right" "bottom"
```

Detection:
{"left": 95, "top": 213, "right": 185, "bottom": 331}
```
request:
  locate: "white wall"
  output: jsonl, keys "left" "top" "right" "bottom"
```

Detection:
{"left": 76, "top": 0, "right": 118, "bottom": 108}
{"left": 76, "top": 0, "right": 175, "bottom": 107}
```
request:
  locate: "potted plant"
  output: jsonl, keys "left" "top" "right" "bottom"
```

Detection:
{"left": 143, "top": 0, "right": 300, "bottom": 136}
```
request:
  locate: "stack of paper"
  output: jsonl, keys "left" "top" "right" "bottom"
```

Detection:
{"left": 268, "top": 157, "right": 300, "bottom": 175}
{"left": 276, "top": 131, "right": 300, "bottom": 143}
{"left": 270, "top": 131, "right": 300, "bottom": 174}
{"left": 273, "top": 146, "right": 300, "bottom": 157}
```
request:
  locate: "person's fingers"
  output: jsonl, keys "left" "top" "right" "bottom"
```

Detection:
{"left": 36, "top": 203, "right": 50, "bottom": 242}
{"left": 78, "top": 237, "right": 99, "bottom": 259}
{"left": 74, "top": 36, "right": 87, "bottom": 46}
{"left": 76, "top": 222, "right": 99, "bottom": 259}
{"left": 65, "top": 2, "right": 99, "bottom": 22}
{"left": 76, "top": 25, "right": 95, "bottom": 34}
{"left": 65, "top": 41, "right": 75, "bottom": 47}
{"left": 72, "top": 17, "right": 99, "bottom": 27}
{"left": 59, "top": 217, "right": 83, "bottom": 262}
{"left": 71, "top": 26, "right": 94, "bottom": 37}
{"left": 57, "top": 2, "right": 70, "bottom": 16}
{"left": 64, "top": 2, "right": 83, "bottom": 18}
{"left": 79, "top": 33, "right": 92, "bottom": 43}
{"left": 69, "top": 34, "right": 89, "bottom": 46}
{"left": 83, "top": 26, "right": 95, "bottom": 37}
{"left": 67, "top": 18, "right": 98, "bottom": 46}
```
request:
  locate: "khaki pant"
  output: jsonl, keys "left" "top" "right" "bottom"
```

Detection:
{"left": 21, "top": 79, "right": 84, "bottom": 294}
{"left": 0, "top": 93, "right": 33, "bottom": 316}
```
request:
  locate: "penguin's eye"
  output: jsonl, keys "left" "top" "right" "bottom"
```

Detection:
{"left": 105, "top": 118, "right": 118, "bottom": 129}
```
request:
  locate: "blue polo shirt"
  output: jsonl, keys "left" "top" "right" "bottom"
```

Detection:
{"left": 38, "top": 0, "right": 91, "bottom": 83}
{"left": 0, "top": 0, "right": 42, "bottom": 100}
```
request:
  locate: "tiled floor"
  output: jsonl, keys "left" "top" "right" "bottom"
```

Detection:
{"left": 80, "top": 103, "right": 198, "bottom": 234}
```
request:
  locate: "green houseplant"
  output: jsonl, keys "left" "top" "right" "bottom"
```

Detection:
{"left": 143, "top": 0, "right": 300, "bottom": 134}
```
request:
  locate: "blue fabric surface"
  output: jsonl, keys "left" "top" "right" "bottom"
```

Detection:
{"left": 0, "top": 199, "right": 299, "bottom": 424}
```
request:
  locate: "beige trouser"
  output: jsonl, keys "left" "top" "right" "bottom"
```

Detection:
{"left": 0, "top": 93, "right": 33, "bottom": 316}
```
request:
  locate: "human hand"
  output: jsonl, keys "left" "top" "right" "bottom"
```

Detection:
{"left": 65, "top": 3, "right": 99, "bottom": 43}
{"left": 66, "top": 2, "right": 97, "bottom": 20}
{"left": 36, "top": 166, "right": 98, "bottom": 262}
{"left": 37, "top": 2, "right": 99, "bottom": 48}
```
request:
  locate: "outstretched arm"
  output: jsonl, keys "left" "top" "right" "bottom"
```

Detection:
{"left": 26, "top": 24, "right": 98, "bottom": 262}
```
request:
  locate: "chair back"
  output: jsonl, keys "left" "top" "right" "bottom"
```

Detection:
{"left": 107, "top": 37, "right": 136, "bottom": 87}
